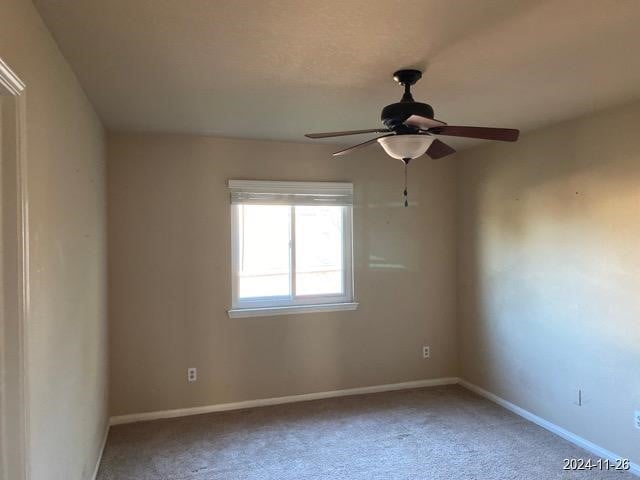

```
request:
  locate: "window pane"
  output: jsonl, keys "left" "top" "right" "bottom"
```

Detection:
{"left": 238, "top": 205, "right": 290, "bottom": 298}
{"left": 295, "top": 206, "right": 343, "bottom": 296}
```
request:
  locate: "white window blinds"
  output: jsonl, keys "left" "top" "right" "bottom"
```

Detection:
{"left": 229, "top": 180, "right": 353, "bottom": 206}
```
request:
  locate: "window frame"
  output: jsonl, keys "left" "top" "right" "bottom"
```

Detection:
{"left": 228, "top": 182, "right": 357, "bottom": 318}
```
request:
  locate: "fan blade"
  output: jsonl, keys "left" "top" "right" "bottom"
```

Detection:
{"left": 428, "top": 126, "right": 519, "bottom": 142}
{"left": 332, "top": 134, "right": 393, "bottom": 156}
{"left": 403, "top": 115, "right": 447, "bottom": 130}
{"left": 426, "top": 139, "right": 456, "bottom": 159}
{"left": 306, "top": 128, "right": 390, "bottom": 139}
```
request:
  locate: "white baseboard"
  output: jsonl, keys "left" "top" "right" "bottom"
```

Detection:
{"left": 109, "top": 377, "right": 458, "bottom": 426}
{"left": 458, "top": 379, "right": 640, "bottom": 477}
{"left": 90, "top": 424, "right": 110, "bottom": 480}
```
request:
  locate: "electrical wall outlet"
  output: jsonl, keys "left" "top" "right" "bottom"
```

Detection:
{"left": 187, "top": 367, "right": 197, "bottom": 383}
{"left": 634, "top": 411, "right": 640, "bottom": 430}
{"left": 422, "top": 346, "right": 430, "bottom": 359}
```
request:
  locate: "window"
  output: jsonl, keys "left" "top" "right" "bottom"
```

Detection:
{"left": 228, "top": 180, "right": 356, "bottom": 317}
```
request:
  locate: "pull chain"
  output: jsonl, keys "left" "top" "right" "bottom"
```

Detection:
{"left": 403, "top": 159, "right": 409, "bottom": 207}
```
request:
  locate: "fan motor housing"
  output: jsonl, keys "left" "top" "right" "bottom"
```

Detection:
{"left": 381, "top": 102, "right": 434, "bottom": 131}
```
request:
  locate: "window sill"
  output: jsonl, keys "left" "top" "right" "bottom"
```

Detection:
{"left": 228, "top": 302, "right": 359, "bottom": 319}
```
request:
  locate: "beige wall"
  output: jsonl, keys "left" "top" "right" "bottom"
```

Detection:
{"left": 107, "top": 132, "right": 458, "bottom": 416}
{"left": 457, "top": 100, "right": 640, "bottom": 464}
{"left": 1, "top": 1, "right": 108, "bottom": 479}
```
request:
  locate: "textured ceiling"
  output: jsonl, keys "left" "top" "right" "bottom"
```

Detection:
{"left": 34, "top": 0, "right": 640, "bottom": 149}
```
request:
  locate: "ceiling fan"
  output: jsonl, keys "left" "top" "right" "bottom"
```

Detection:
{"left": 305, "top": 69, "right": 520, "bottom": 206}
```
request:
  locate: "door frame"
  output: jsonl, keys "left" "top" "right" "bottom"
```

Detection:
{"left": 0, "top": 57, "right": 30, "bottom": 480}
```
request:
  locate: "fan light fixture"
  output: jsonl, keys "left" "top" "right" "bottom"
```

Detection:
{"left": 377, "top": 134, "right": 436, "bottom": 207}
{"left": 377, "top": 135, "right": 435, "bottom": 161}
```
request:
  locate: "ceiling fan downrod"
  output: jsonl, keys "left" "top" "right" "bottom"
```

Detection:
{"left": 394, "top": 69, "right": 422, "bottom": 103}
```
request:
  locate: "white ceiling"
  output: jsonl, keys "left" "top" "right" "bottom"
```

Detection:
{"left": 34, "top": 0, "right": 640, "bottom": 149}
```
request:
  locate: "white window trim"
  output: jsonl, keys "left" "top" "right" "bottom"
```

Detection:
{"left": 228, "top": 302, "right": 359, "bottom": 319}
{"left": 228, "top": 180, "right": 356, "bottom": 318}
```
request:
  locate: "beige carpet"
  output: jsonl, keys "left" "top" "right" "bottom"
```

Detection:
{"left": 97, "top": 385, "right": 634, "bottom": 479}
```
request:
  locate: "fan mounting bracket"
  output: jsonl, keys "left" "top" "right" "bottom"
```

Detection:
{"left": 393, "top": 69, "right": 422, "bottom": 87}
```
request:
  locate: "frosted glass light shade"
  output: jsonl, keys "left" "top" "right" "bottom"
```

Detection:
{"left": 377, "top": 134, "right": 435, "bottom": 160}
